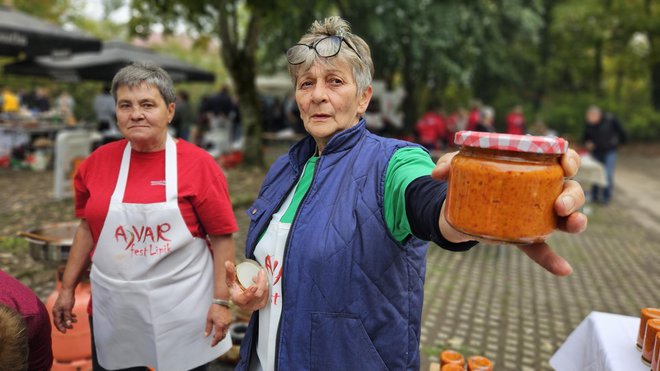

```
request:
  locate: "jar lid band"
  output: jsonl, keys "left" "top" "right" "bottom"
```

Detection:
{"left": 454, "top": 131, "right": 568, "bottom": 154}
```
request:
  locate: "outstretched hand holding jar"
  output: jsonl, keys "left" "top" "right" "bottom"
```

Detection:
{"left": 432, "top": 132, "right": 587, "bottom": 276}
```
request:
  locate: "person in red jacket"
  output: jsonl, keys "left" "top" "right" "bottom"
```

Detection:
{"left": 0, "top": 270, "right": 53, "bottom": 371}
{"left": 415, "top": 102, "right": 446, "bottom": 150}
{"left": 445, "top": 107, "right": 468, "bottom": 148}
{"left": 466, "top": 100, "right": 482, "bottom": 131}
{"left": 506, "top": 105, "right": 526, "bottom": 135}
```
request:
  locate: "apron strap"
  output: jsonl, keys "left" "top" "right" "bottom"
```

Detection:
{"left": 164, "top": 134, "right": 178, "bottom": 202}
{"left": 110, "top": 141, "right": 132, "bottom": 203}
{"left": 110, "top": 134, "right": 178, "bottom": 204}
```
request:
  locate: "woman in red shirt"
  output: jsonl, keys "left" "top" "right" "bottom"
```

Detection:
{"left": 51, "top": 62, "right": 237, "bottom": 371}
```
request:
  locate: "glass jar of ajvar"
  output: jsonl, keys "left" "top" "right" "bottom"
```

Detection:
{"left": 445, "top": 131, "right": 568, "bottom": 244}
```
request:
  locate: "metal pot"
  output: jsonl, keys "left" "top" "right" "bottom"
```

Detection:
{"left": 229, "top": 322, "right": 249, "bottom": 346}
{"left": 19, "top": 221, "right": 78, "bottom": 262}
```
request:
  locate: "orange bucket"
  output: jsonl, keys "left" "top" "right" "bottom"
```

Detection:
{"left": 45, "top": 267, "right": 92, "bottom": 362}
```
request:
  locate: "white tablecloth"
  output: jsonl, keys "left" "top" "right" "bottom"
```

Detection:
{"left": 550, "top": 311, "right": 646, "bottom": 371}
{"left": 574, "top": 154, "right": 608, "bottom": 188}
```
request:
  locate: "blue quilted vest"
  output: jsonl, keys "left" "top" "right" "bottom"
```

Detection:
{"left": 237, "top": 119, "right": 429, "bottom": 370}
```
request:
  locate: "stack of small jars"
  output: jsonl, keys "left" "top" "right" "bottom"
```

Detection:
{"left": 638, "top": 308, "right": 660, "bottom": 371}
{"left": 439, "top": 350, "right": 493, "bottom": 371}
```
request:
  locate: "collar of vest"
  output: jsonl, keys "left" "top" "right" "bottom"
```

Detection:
{"left": 288, "top": 117, "right": 367, "bottom": 171}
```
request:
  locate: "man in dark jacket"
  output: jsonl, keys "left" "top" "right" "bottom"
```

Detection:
{"left": 582, "top": 105, "right": 627, "bottom": 204}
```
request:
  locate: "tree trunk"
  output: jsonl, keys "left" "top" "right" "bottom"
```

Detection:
{"left": 231, "top": 57, "right": 263, "bottom": 167}
{"left": 223, "top": 65, "right": 263, "bottom": 167}
{"left": 216, "top": 3, "right": 264, "bottom": 167}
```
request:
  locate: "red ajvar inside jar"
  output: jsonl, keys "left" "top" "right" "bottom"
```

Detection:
{"left": 446, "top": 131, "right": 567, "bottom": 244}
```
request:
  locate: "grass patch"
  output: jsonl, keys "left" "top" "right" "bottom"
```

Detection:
{"left": 0, "top": 237, "right": 29, "bottom": 255}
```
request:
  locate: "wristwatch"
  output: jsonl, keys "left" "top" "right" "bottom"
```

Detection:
{"left": 212, "top": 298, "right": 232, "bottom": 308}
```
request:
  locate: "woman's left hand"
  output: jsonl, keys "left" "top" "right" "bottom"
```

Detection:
{"left": 432, "top": 149, "right": 588, "bottom": 276}
{"left": 205, "top": 304, "right": 232, "bottom": 346}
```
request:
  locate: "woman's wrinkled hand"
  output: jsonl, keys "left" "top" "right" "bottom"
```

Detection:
{"left": 52, "top": 289, "right": 77, "bottom": 334}
{"left": 205, "top": 304, "right": 232, "bottom": 347}
{"left": 431, "top": 149, "right": 588, "bottom": 277}
{"left": 225, "top": 261, "right": 269, "bottom": 312}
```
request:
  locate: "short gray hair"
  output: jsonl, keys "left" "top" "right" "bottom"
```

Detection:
{"left": 288, "top": 16, "right": 374, "bottom": 94}
{"left": 111, "top": 61, "right": 175, "bottom": 105}
{"left": 587, "top": 105, "right": 602, "bottom": 114}
{"left": 481, "top": 106, "right": 495, "bottom": 119}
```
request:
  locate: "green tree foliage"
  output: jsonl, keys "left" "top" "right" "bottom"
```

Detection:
{"left": 12, "top": 0, "right": 72, "bottom": 23}
{"left": 539, "top": 0, "right": 660, "bottom": 140}
{"left": 335, "top": 0, "right": 545, "bottom": 131}
{"left": 128, "top": 0, "right": 335, "bottom": 166}
{"left": 335, "top": 0, "right": 659, "bottom": 140}
{"left": 7, "top": 0, "right": 660, "bottom": 145}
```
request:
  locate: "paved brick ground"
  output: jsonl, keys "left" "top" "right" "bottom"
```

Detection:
{"left": 420, "top": 151, "right": 660, "bottom": 370}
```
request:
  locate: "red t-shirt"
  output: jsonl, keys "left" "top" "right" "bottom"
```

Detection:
{"left": 74, "top": 139, "right": 238, "bottom": 252}
{"left": 0, "top": 270, "right": 53, "bottom": 371}
{"left": 467, "top": 108, "right": 480, "bottom": 131}
{"left": 416, "top": 112, "right": 446, "bottom": 144}
{"left": 506, "top": 112, "right": 525, "bottom": 135}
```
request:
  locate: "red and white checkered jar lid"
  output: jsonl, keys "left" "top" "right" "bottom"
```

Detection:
{"left": 454, "top": 131, "right": 568, "bottom": 154}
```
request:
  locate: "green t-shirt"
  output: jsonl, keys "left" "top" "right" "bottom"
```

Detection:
{"left": 276, "top": 147, "right": 434, "bottom": 242}
{"left": 280, "top": 156, "right": 319, "bottom": 223}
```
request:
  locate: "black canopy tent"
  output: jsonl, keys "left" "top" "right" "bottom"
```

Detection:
{"left": 0, "top": 5, "right": 101, "bottom": 57}
{"left": 3, "top": 40, "right": 215, "bottom": 83}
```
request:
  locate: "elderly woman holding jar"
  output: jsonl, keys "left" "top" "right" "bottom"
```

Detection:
{"left": 225, "top": 17, "right": 587, "bottom": 370}
{"left": 225, "top": 16, "right": 587, "bottom": 371}
{"left": 52, "top": 62, "right": 236, "bottom": 371}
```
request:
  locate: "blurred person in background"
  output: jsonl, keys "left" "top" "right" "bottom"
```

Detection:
{"left": 56, "top": 90, "right": 76, "bottom": 125}
{"left": 1, "top": 86, "right": 20, "bottom": 113}
{"left": 475, "top": 106, "right": 496, "bottom": 132}
{"left": 51, "top": 62, "right": 236, "bottom": 371}
{"left": 582, "top": 105, "right": 627, "bottom": 204}
{"left": 93, "top": 85, "right": 119, "bottom": 143}
{"left": 415, "top": 101, "right": 446, "bottom": 150}
{"left": 200, "top": 85, "right": 241, "bottom": 145}
{"left": 0, "top": 270, "right": 53, "bottom": 371}
{"left": 529, "top": 117, "right": 557, "bottom": 137}
{"left": 506, "top": 104, "right": 526, "bottom": 135}
{"left": 172, "top": 90, "right": 195, "bottom": 140}
{"left": 466, "top": 99, "right": 481, "bottom": 131}
{"left": 33, "top": 87, "right": 51, "bottom": 113}
{"left": 446, "top": 107, "right": 468, "bottom": 148}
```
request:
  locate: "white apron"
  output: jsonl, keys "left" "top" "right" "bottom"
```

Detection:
{"left": 252, "top": 174, "right": 299, "bottom": 371}
{"left": 90, "top": 135, "right": 231, "bottom": 371}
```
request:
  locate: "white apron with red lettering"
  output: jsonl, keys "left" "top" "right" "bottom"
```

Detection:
{"left": 90, "top": 135, "right": 231, "bottom": 370}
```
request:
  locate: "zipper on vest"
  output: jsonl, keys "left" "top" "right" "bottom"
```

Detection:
{"left": 274, "top": 157, "right": 321, "bottom": 371}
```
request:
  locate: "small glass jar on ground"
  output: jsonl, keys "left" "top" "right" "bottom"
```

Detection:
{"left": 467, "top": 355, "right": 493, "bottom": 371}
{"left": 643, "top": 319, "right": 660, "bottom": 366}
{"left": 440, "top": 350, "right": 465, "bottom": 367}
{"left": 638, "top": 308, "right": 660, "bottom": 350}
{"left": 651, "top": 332, "right": 660, "bottom": 371}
